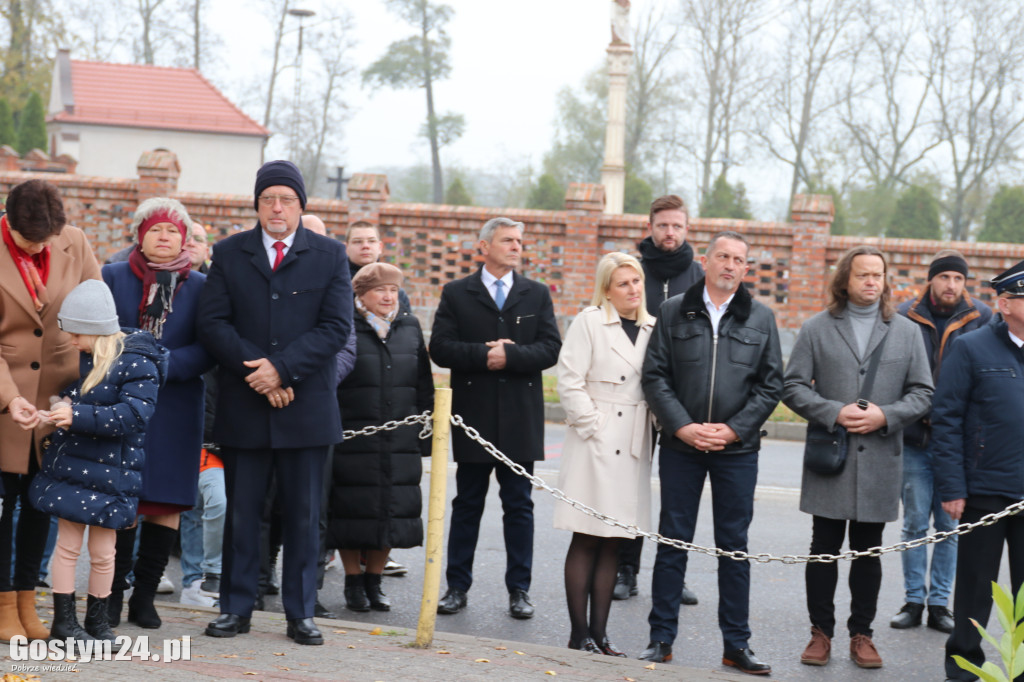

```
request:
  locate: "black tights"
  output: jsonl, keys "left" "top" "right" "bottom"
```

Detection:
{"left": 564, "top": 533, "right": 620, "bottom": 646}
{"left": 0, "top": 453, "right": 50, "bottom": 591}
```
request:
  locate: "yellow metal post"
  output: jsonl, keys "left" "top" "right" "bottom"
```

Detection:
{"left": 415, "top": 387, "right": 452, "bottom": 648}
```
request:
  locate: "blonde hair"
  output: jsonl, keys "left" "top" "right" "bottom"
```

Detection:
{"left": 591, "top": 252, "right": 653, "bottom": 326}
{"left": 81, "top": 331, "right": 127, "bottom": 395}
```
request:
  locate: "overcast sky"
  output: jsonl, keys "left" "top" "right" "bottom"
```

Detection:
{"left": 206, "top": 0, "right": 662, "bottom": 188}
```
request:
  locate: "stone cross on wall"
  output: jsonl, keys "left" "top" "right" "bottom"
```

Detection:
{"left": 611, "top": 0, "right": 631, "bottom": 45}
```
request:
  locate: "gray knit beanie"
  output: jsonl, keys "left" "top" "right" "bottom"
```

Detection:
{"left": 58, "top": 280, "right": 120, "bottom": 335}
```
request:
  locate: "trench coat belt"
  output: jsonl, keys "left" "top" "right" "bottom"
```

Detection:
{"left": 586, "top": 388, "right": 651, "bottom": 460}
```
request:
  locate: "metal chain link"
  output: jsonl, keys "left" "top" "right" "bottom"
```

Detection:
{"left": 341, "top": 411, "right": 433, "bottom": 441}
{"left": 449, "top": 414, "right": 1024, "bottom": 564}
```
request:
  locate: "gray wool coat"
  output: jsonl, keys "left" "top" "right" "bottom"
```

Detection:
{"left": 783, "top": 308, "right": 933, "bottom": 523}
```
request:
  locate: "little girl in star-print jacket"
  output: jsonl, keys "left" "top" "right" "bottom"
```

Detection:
{"left": 29, "top": 280, "right": 167, "bottom": 644}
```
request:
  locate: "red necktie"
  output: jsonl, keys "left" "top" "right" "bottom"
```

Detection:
{"left": 272, "top": 241, "right": 286, "bottom": 271}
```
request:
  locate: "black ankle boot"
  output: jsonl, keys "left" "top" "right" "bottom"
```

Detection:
{"left": 108, "top": 525, "right": 138, "bottom": 627}
{"left": 127, "top": 522, "right": 176, "bottom": 629}
{"left": 344, "top": 574, "right": 370, "bottom": 612}
{"left": 84, "top": 595, "right": 115, "bottom": 641}
{"left": 364, "top": 573, "right": 391, "bottom": 612}
{"left": 50, "top": 592, "right": 96, "bottom": 643}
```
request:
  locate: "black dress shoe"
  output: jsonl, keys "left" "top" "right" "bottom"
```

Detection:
{"left": 680, "top": 583, "right": 698, "bottom": 606}
{"left": 723, "top": 648, "right": 771, "bottom": 675}
{"left": 928, "top": 605, "right": 955, "bottom": 633}
{"left": 568, "top": 636, "right": 601, "bottom": 653}
{"left": 437, "top": 587, "right": 467, "bottom": 614}
{"left": 509, "top": 589, "right": 535, "bottom": 619}
{"left": 314, "top": 600, "right": 337, "bottom": 619}
{"left": 205, "top": 613, "right": 251, "bottom": 638}
{"left": 612, "top": 566, "right": 637, "bottom": 600}
{"left": 286, "top": 617, "right": 324, "bottom": 645}
{"left": 638, "top": 641, "right": 672, "bottom": 662}
{"left": 598, "top": 637, "right": 627, "bottom": 657}
{"left": 890, "top": 602, "right": 924, "bottom": 629}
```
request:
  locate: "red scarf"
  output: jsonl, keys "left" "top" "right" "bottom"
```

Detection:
{"left": 1, "top": 215, "right": 50, "bottom": 312}
{"left": 128, "top": 245, "right": 191, "bottom": 339}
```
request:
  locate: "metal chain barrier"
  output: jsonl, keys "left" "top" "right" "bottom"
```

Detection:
{"left": 447, "top": 413, "right": 1024, "bottom": 565}
{"left": 341, "top": 411, "right": 433, "bottom": 441}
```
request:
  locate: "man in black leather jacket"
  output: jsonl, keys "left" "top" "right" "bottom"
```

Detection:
{"left": 638, "top": 231, "right": 783, "bottom": 676}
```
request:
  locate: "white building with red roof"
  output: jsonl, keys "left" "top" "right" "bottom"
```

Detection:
{"left": 47, "top": 49, "right": 269, "bottom": 195}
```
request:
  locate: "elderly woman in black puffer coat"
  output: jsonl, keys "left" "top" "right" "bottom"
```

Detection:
{"left": 327, "top": 262, "right": 433, "bottom": 613}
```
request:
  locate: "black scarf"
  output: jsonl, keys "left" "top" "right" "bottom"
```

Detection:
{"left": 637, "top": 236, "right": 696, "bottom": 282}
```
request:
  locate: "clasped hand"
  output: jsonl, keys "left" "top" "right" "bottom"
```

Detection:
{"left": 675, "top": 422, "right": 739, "bottom": 452}
{"left": 486, "top": 339, "right": 514, "bottom": 370}
{"left": 243, "top": 358, "right": 294, "bottom": 408}
{"left": 836, "top": 402, "right": 887, "bottom": 434}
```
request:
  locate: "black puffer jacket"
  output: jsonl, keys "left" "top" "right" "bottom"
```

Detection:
{"left": 326, "top": 311, "right": 434, "bottom": 550}
{"left": 642, "top": 279, "right": 783, "bottom": 455}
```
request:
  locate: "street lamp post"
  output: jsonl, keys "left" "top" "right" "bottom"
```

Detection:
{"left": 288, "top": 8, "right": 316, "bottom": 161}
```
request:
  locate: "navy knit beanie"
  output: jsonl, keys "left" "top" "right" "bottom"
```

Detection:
{"left": 254, "top": 160, "right": 307, "bottom": 210}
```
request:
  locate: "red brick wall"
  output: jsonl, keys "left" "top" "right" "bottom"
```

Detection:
{"left": 2, "top": 150, "right": 1022, "bottom": 333}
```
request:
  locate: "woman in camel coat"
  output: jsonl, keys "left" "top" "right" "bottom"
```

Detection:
{"left": 0, "top": 179, "right": 101, "bottom": 641}
{"left": 555, "top": 252, "right": 654, "bottom": 657}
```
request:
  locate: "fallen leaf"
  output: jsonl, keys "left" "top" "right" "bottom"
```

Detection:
{"left": 243, "top": 673, "right": 258, "bottom": 676}
{"left": 276, "top": 667, "right": 291, "bottom": 671}
{"left": 273, "top": 652, "right": 285, "bottom": 656}
{"left": 348, "top": 645, "right": 356, "bottom": 649}
{"left": 625, "top": 678, "right": 636, "bottom": 681}
{"left": 644, "top": 663, "right": 656, "bottom": 670}
{"left": 333, "top": 629, "right": 347, "bottom": 634}
{"left": 437, "top": 650, "right": 451, "bottom": 655}
{"left": 474, "top": 658, "right": 490, "bottom": 663}
{"left": 515, "top": 651, "right": 525, "bottom": 655}
{"left": 494, "top": 646, "right": 507, "bottom": 650}
{"left": 222, "top": 654, "right": 239, "bottom": 658}
{"left": 369, "top": 627, "right": 383, "bottom": 635}
{"left": 545, "top": 672, "right": 557, "bottom": 676}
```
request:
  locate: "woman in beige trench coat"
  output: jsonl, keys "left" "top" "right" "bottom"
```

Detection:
{"left": 0, "top": 180, "right": 101, "bottom": 642}
{"left": 555, "top": 252, "right": 654, "bottom": 657}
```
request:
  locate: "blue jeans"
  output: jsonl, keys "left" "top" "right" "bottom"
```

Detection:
{"left": 179, "top": 467, "right": 226, "bottom": 587}
{"left": 900, "top": 444, "right": 957, "bottom": 606}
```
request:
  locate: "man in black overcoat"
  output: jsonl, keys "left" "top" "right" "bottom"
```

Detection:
{"left": 430, "top": 216, "right": 561, "bottom": 619}
{"left": 197, "top": 160, "right": 352, "bottom": 645}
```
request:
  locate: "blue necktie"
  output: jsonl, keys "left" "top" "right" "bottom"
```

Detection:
{"left": 494, "top": 279, "right": 506, "bottom": 309}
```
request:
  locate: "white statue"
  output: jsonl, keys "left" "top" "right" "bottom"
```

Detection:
{"left": 611, "top": 0, "right": 631, "bottom": 45}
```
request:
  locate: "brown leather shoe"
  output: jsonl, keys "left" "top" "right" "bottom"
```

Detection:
{"left": 850, "top": 633, "right": 883, "bottom": 668}
{"left": 800, "top": 626, "right": 831, "bottom": 666}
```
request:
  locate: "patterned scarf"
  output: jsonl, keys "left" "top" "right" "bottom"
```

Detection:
{"left": 355, "top": 296, "right": 397, "bottom": 340}
{"left": 127, "top": 245, "right": 191, "bottom": 339}
{"left": 1, "top": 214, "right": 50, "bottom": 312}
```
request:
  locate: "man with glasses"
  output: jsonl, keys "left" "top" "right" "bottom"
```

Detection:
{"left": 198, "top": 160, "right": 352, "bottom": 645}
{"left": 933, "top": 261, "right": 1024, "bottom": 681}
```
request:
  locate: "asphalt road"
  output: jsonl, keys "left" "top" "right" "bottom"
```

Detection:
{"left": 143, "top": 424, "right": 1010, "bottom": 681}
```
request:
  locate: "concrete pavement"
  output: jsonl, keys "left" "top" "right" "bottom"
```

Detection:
{"left": 1, "top": 599, "right": 746, "bottom": 681}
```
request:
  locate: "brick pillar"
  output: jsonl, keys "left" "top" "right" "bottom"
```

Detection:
{"left": 785, "top": 194, "right": 834, "bottom": 331}
{"left": 559, "top": 183, "right": 605, "bottom": 318}
{"left": 136, "top": 150, "right": 180, "bottom": 201}
{"left": 347, "top": 173, "right": 389, "bottom": 228}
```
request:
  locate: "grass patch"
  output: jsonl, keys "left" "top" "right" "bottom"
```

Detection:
{"left": 768, "top": 402, "right": 805, "bottom": 423}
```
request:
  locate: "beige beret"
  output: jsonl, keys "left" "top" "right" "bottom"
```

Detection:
{"left": 352, "top": 262, "right": 404, "bottom": 297}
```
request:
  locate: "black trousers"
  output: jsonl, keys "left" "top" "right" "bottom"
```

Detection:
{"left": 0, "top": 453, "right": 50, "bottom": 591}
{"left": 805, "top": 516, "right": 885, "bottom": 638}
{"left": 221, "top": 446, "right": 327, "bottom": 620}
{"left": 945, "top": 504, "right": 1024, "bottom": 681}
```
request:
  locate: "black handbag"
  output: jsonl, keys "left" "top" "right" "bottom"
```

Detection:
{"left": 803, "top": 334, "right": 887, "bottom": 475}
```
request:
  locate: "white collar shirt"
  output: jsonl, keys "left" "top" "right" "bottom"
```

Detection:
{"left": 1010, "top": 330, "right": 1024, "bottom": 348}
{"left": 480, "top": 267, "right": 514, "bottom": 306}
{"left": 703, "top": 287, "right": 735, "bottom": 335}
{"left": 261, "top": 229, "right": 297, "bottom": 268}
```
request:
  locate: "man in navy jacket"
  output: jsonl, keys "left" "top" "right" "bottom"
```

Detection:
{"left": 198, "top": 161, "right": 352, "bottom": 645}
{"left": 932, "top": 260, "right": 1024, "bottom": 680}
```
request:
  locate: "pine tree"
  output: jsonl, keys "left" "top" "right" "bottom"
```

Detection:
{"left": 623, "top": 171, "right": 653, "bottom": 215}
{"left": 887, "top": 185, "right": 941, "bottom": 239}
{"left": 15, "top": 91, "right": 46, "bottom": 155}
{"left": 527, "top": 174, "right": 564, "bottom": 210}
{"left": 444, "top": 177, "right": 473, "bottom": 206}
{"left": 0, "top": 99, "right": 14, "bottom": 147}
{"left": 699, "top": 174, "right": 752, "bottom": 219}
{"left": 979, "top": 185, "right": 1024, "bottom": 244}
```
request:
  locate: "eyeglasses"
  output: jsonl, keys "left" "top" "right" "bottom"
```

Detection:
{"left": 258, "top": 194, "right": 299, "bottom": 207}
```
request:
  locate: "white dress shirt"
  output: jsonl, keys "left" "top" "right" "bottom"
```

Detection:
{"left": 480, "top": 267, "right": 514, "bottom": 306}
{"left": 261, "top": 229, "right": 297, "bottom": 268}
{"left": 703, "top": 287, "right": 735, "bottom": 335}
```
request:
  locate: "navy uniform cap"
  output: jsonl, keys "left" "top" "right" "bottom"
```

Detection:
{"left": 990, "top": 260, "right": 1024, "bottom": 297}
